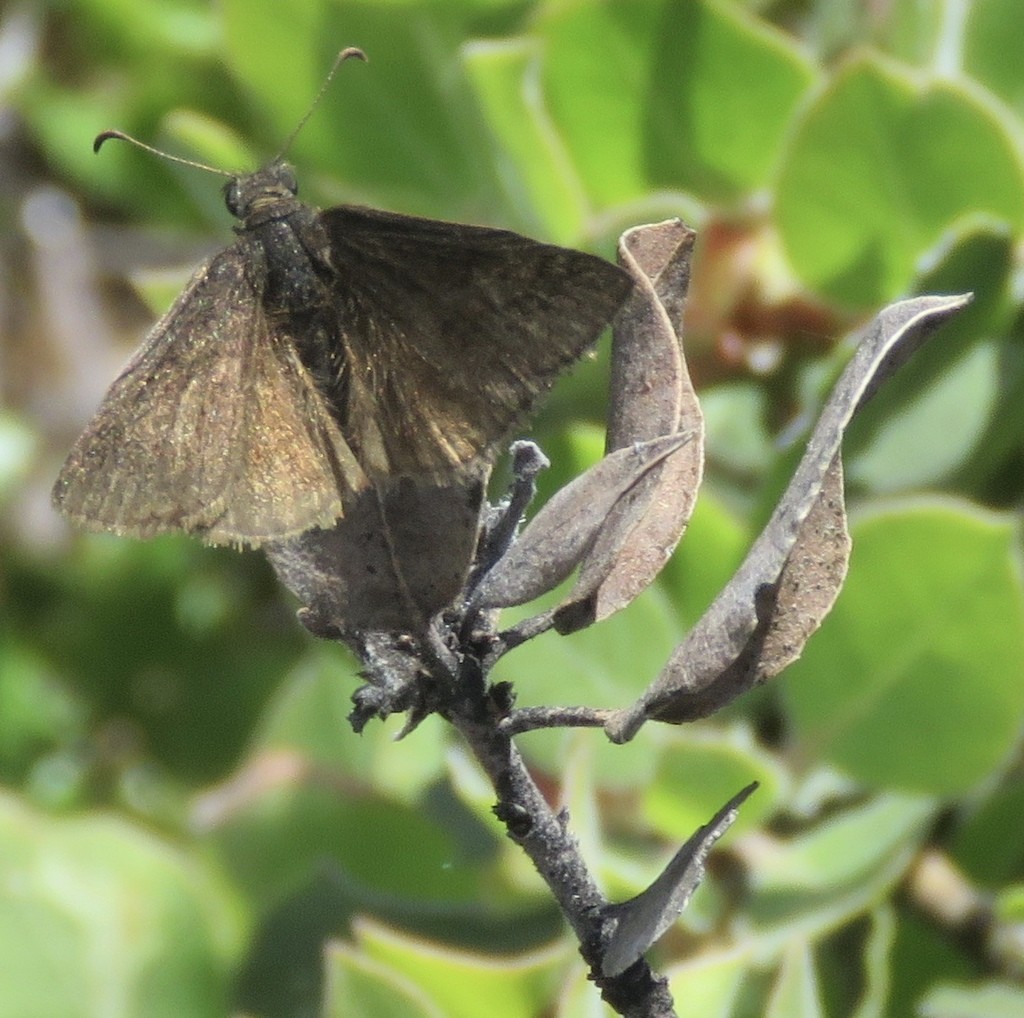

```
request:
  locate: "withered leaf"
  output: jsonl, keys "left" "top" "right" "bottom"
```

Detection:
{"left": 756, "top": 456, "right": 850, "bottom": 673}
{"left": 606, "top": 219, "right": 696, "bottom": 449}
{"left": 554, "top": 220, "right": 704, "bottom": 634}
{"left": 602, "top": 782, "right": 757, "bottom": 977}
{"left": 606, "top": 293, "right": 972, "bottom": 743}
{"left": 473, "top": 433, "right": 692, "bottom": 612}
{"left": 612, "top": 457, "right": 850, "bottom": 722}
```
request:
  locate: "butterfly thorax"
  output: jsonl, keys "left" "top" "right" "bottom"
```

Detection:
{"left": 224, "top": 163, "right": 331, "bottom": 306}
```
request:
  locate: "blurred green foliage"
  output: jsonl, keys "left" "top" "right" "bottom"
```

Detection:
{"left": 2, "top": 0, "right": 1024, "bottom": 1015}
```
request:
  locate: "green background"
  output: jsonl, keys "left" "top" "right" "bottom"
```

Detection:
{"left": 2, "top": 0, "right": 1024, "bottom": 1015}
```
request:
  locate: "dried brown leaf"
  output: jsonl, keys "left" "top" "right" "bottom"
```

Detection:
{"left": 606, "top": 219, "right": 697, "bottom": 448}
{"left": 554, "top": 221, "right": 704, "bottom": 633}
{"left": 474, "top": 434, "right": 691, "bottom": 611}
{"left": 606, "top": 293, "right": 972, "bottom": 742}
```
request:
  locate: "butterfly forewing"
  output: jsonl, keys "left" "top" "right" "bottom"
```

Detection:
{"left": 321, "top": 206, "right": 632, "bottom": 477}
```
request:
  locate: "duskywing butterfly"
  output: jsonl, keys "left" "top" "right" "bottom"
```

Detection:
{"left": 52, "top": 49, "right": 633, "bottom": 547}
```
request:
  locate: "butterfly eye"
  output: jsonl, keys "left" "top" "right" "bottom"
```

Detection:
{"left": 224, "top": 179, "right": 242, "bottom": 217}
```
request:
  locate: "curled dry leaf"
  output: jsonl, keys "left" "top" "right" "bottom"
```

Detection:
{"left": 265, "top": 469, "right": 487, "bottom": 636}
{"left": 602, "top": 782, "right": 757, "bottom": 977}
{"left": 606, "top": 293, "right": 972, "bottom": 743}
{"left": 606, "top": 219, "right": 695, "bottom": 448}
{"left": 478, "top": 220, "right": 704, "bottom": 635}
{"left": 473, "top": 433, "right": 692, "bottom": 611}
{"left": 554, "top": 220, "right": 705, "bottom": 634}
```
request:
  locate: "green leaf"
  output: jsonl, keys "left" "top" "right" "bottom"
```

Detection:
{"left": 843, "top": 222, "right": 1015, "bottom": 495}
{"left": 749, "top": 794, "right": 935, "bottom": 899}
{"left": 700, "top": 381, "right": 775, "bottom": 479}
{"left": 660, "top": 487, "right": 749, "bottom": 629}
{"left": 852, "top": 905, "right": 897, "bottom": 1018}
{"left": 642, "top": 730, "right": 784, "bottom": 843}
{"left": 0, "top": 792, "right": 242, "bottom": 1018}
{"left": 765, "top": 943, "right": 824, "bottom": 1018}
{"left": 652, "top": 797, "right": 932, "bottom": 1013}
{"left": 252, "top": 651, "right": 448, "bottom": 798}
{"left": 0, "top": 637, "right": 85, "bottom": 781}
{"left": 220, "top": 0, "right": 324, "bottom": 136}
{"left": 994, "top": 885, "right": 1024, "bottom": 923}
{"left": 949, "top": 778, "right": 1024, "bottom": 886}
{"left": 463, "top": 39, "right": 588, "bottom": 243}
{"left": 864, "top": 0, "right": 945, "bottom": 68}
{"left": 493, "top": 583, "right": 683, "bottom": 789}
{"left": 39, "top": 539, "right": 303, "bottom": 782}
{"left": 538, "top": 0, "right": 662, "bottom": 207}
{"left": 160, "top": 108, "right": 256, "bottom": 172}
{"left": 322, "top": 943, "right": 446, "bottom": 1018}
{"left": 65, "top": 0, "right": 219, "bottom": 60}
{"left": 356, "top": 919, "right": 569, "bottom": 1018}
{"left": 918, "top": 981, "right": 1024, "bottom": 1018}
{"left": 781, "top": 502, "right": 1024, "bottom": 794}
{"left": 739, "top": 796, "right": 934, "bottom": 973}
{"left": 665, "top": 952, "right": 750, "bottom": 1018}
{"left": 642, "top": 0, "right": 816, "bottom": 201}
{"left": 889, "top": 913, "right": 974, "bottom": 1014}
{"left": 540, "top": 0, "right": 814, "bottom": 206}
{"left": 846, "top": 338, "right": 1001, "bottom": 492}
{"left": 965, "top": 0, "right": 1024, "bottom": 117}
{"left": 221, "top": 0, "right": 512, "bottom": 223}
{"left": 204, "top": 775, "right": 482, "bottom": 910}
{"left": 776, "top": 54, "right": 1024, "bottom": 307}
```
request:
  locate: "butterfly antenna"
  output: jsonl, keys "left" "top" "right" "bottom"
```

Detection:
{"left": 92, "top": 130, "right": 235, "bottom": 178}
{"left": 274, "top": 47, "right": 368, "bottom": 160}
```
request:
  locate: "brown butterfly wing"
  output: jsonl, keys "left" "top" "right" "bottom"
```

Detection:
{"left": 52, "top": 246, "right": 366, "bottom": 545}
{"left": 320, "top": 206, "right": 633, "bottom": 477}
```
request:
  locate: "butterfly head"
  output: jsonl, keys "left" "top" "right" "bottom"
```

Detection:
{"left": 224, "top": 161, "right": 299, "bottom": 220}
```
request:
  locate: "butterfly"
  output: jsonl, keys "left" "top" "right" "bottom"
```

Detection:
{"left": 52, "top": 51, "right": 633, "bottom": 547}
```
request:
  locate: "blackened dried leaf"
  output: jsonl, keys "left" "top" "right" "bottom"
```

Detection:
{"left": 606, "top": 293, "right": 972, "bottom": 743}
{"left": 473, "top": 434, "right": 692, "bottom": 611}
{"left": 265, "top": 467, "right": 487, "bottom": 636}
{"left": 602, "top": 782, "right": 757, "bottom": 977}
{"left": 553, "top": 221, "right": 705, "bottom": 635}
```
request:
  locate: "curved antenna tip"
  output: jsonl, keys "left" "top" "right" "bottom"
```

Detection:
{"left": 91, "top": 129, "right": 232, "bottom": 177}
{"left": 273, "top": 46, "right": 369, "bottom": 160}
{"left": 93, "top": 130, "right": 127, "bottom": 154}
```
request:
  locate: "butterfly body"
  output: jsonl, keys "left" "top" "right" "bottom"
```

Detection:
{"left": 53, "top": 159, "right": 632, "bottom": 546}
